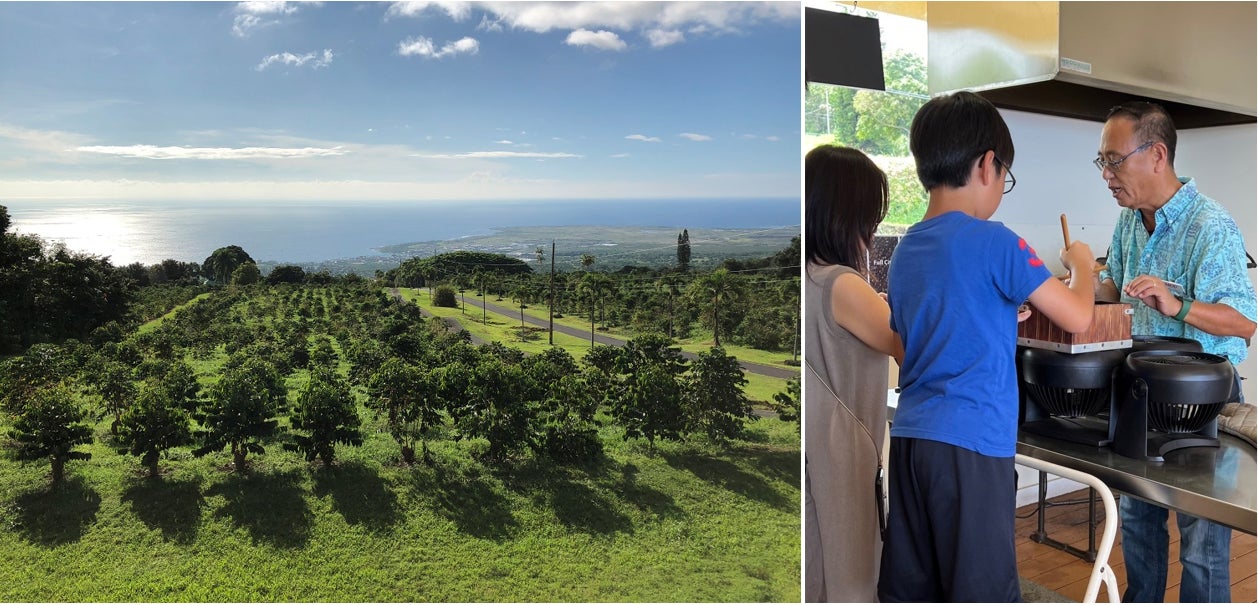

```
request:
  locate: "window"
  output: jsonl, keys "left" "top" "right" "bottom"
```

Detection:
{"left": 804, "top": 4, "right": 928, "bottom": 232}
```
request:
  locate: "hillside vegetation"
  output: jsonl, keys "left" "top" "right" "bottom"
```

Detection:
{"left": 0, "top": 207, "right": 801, "bottom": 601}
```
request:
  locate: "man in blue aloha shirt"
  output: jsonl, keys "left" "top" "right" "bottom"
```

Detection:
{"left": 1095, "top": 101, "right": 1257, "bottom": 603}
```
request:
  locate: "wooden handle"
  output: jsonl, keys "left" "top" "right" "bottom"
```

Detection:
{"left": 1060, "top": 213, "right": 1071, "bottom": 247}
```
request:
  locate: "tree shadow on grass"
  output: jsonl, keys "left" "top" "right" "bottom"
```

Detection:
{"left": 547, "top": 476, "right": 632, "bottom": 535}
{"left": 311, "top": 461, "right": 402, "bottom": 533}
{"left": 120, "top": 477, "right": 205, "bottom": 544}
{"left": 613, "top": 463, "right": 685, "bottom": 521}
{"left": 662, "top": 451, "right": 793, "bottom": 512}
{"left": 736, "top": 448, "right": 801, "bottom": 486}
{"left": 205, "top": 470, "right": 311, "bottom": 549}
{"left": 11, "top": 477, "right": 101, "bottom": 546}
{"left": 410, "top": 461, "right": 518, "bottom": 541}
{"left": 495, "top": 459, "right": 637, "bottom": 535}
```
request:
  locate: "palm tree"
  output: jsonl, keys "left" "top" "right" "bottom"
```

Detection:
{"left": 580, "top": 253, "right": 595, "bottom": 272}
{"left": 656, "top": 273, "right": 686, "bottom": 339}
{"left": 473, "top": 269, "right": 489, "bottom": 324}
{"left": 577, "top": 272, "right": 612, "bottom": 347}
{"left": 688, "top": 268, "right": 742, "bottom": 348}
{"left": 512, "top": 281, "right": 532, "bottom": 329}
{"left": 778, "top": 278, "right": 801, "bottom": 362}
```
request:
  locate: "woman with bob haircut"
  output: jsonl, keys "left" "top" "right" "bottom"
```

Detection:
{"left": 803, "top": 144, "right": 903, "bottom": 602}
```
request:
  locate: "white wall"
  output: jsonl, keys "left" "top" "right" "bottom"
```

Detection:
{"left": 994, "top": 109, "right": 1258, "bottom": 403}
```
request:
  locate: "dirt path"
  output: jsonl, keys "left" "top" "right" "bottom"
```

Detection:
{"left": 390, "top": 288, "right": 487, "bottom": 346}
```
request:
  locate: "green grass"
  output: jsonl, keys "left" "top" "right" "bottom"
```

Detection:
{"left": 135, "top": 292, "right": 212, "bottom": 335}
{"left": 509, "top": 299, "right": 799, "bottom": 369}
{"left": 0, "top": 410, "right": 800, "bottom": 601}
{"left": 398, "top": 289, "right": 595, "bottom": 355}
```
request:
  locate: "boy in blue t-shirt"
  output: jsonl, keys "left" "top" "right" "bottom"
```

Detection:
{"left": 876, "top": 91, "right": 1097, "bottom": 602}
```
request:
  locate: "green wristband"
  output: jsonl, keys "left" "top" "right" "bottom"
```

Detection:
{"left": 1173, "top": 298, "right": 1192, "bottom": 322}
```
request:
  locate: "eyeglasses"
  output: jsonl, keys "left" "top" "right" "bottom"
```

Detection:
{"left": 993, "top": 155, "right": 1016, "bottom": 194}
{"left": 1093, "top": 141, "right": 1153, "bottom": 172}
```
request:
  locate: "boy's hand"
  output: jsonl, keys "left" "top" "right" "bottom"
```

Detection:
{"left": 1059, "top": 241, "right": 1094, "bottom": 274}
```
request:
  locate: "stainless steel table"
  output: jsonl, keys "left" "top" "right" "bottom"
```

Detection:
{"left": 1017, "top": 430, "right": 1257, "bottom": 535}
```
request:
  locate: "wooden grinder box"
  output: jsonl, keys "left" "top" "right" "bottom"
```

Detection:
{"left": 1017, "top": 301, "right": 1133, "bottom": 353}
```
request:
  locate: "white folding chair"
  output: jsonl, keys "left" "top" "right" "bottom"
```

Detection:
{"left": 1014, "top": 454, "right": 1121, "bottom": 603}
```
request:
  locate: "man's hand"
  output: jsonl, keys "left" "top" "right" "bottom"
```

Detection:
{"left": 1123, "top": 275, "right": 1183, "bottom": 317}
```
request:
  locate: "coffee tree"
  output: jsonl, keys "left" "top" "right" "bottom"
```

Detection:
{"left": 7, "top": 385, "right": 93, "bottom": 483}
{"left": 287, "top": 368, "right": 362, "bottom": 466}
{"left": 116, "top": 379, "right": 193, "bottom": 477}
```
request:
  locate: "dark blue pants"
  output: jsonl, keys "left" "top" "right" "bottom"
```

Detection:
{"left": 877, "top": 437, "right": 1021, "bottom": 602}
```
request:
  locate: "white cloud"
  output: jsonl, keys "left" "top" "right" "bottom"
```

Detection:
{"left": 232, "top": 1, "right": 310, "bottom": 37}
{"left": 238, "top": 0, "right": 300, "bottom": 15}
{"left": 75, "top": 145, "right": 346, "bottom": 160}
{"left": 385, "top": 2, "right": 796, "bottom": 49}
{"left": 765, "top": 135, "right": 780, "bottom": 142}
{"left": 0, "top": 173, "right": 797, "bottom": 202}
{"left": 476, "top": 14, "right": 504, "bottom": 32}
{"left": 495, "top": 140, "right": 513, "bottom": 145}
{"left": 625, "top": 134, "right": 661, "bottom": 143}
{"left": 385, "top": 1, "right": 472, "bottom": 21}
{"left": 646, "top": 28, "right": 684, "bottom": 47}
{"left": 565, "top": 29, "right": 627, "bottom": 51}
{"left": 610, "top": 153, "right": 630, "bottom": 158}
{"left": 0, "top": 123, "right": 93, "bottom": 154}
{"left": 412, "top": 151, "right": 581, "bottom": 159}
{"left": 679, "top": 132, "right": 711, "bottom": 141}
{"left": 475, "top": 2, "right": 796, "bottom": 34}
{"left": 256, "top": 49, "right": 334, "bottom": 71}
{"left": 739, "top": 134, "right": 758, "bottom": 140}
{"left": 398, "top": 36, "right": 479, "bottom": 58}
{"left": 233, "top": 14, "right": 263, "bottom": 37}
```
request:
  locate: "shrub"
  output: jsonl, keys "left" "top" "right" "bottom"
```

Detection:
{"left": 433, "top": 285, "right": 458, "bottom": 308}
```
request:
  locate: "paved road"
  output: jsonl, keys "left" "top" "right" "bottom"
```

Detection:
{"left": 450, "top": 294, "right": 799, "bottom": 381}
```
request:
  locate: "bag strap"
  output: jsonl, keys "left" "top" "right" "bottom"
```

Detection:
{"left": 805, "top": 360, "right": 888, "bottom": 540}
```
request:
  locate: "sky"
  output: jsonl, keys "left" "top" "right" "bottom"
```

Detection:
{"left": 0, "top": 1, "right": 801, "bottom": 202}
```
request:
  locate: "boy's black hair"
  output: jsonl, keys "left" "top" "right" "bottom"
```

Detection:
{"left": 909, "top": 91, "right": 1015, "bottom": 191}
{"left": 805, "top": 144, "right": 889, "bottom": 275}
{"left": 1106, "top": 101, "right": 1177, "bottom": 167}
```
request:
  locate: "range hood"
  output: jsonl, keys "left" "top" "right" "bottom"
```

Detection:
{"left": 928, "top": 2, "right": 1257, "bottom": 128}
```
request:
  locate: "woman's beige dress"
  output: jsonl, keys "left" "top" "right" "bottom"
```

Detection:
{"left": 804, "top": 262, "right": 889, "bottom": 602}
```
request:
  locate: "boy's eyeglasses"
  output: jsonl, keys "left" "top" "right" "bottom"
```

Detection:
{"left": 993, "top": 155, "right": 1016, "bottom": 194}
{"left": 1093, "top": 141, "right": 1153, "bottom": 172}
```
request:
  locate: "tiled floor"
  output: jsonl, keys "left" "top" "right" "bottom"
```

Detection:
{"left": 1016, "top": 489, "right": 1257, "bottom": 602}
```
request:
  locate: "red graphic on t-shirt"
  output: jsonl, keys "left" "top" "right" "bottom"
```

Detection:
{"left": 1018, "top": 238, "right": 1044, "bottom": 267}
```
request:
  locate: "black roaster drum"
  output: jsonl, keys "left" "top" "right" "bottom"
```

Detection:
{"left": 1130, "top": 335, "right": 1203, "bottom": 354}
{"left": 1019, "top": 347, "right": 1128, "bottom": 417}
{"left": 1121, "top": 351, "right": 1232, "bottom": 434}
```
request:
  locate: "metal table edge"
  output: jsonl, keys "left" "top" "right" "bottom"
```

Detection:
{"left": 1016, "top": 439, "right": 1257, "bottom": 535}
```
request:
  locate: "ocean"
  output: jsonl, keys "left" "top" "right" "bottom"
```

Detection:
{"left": 3, "top": 198, "right": 799, "bottom": 266}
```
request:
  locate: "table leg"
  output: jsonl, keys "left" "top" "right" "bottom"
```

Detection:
{"left": 1030, "top": 470, "right": 1099, "bottom": 563}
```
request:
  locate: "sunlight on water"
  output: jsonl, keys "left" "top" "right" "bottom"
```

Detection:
{"left": 11, "top": 206, "right": 163, "bottom": 266}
